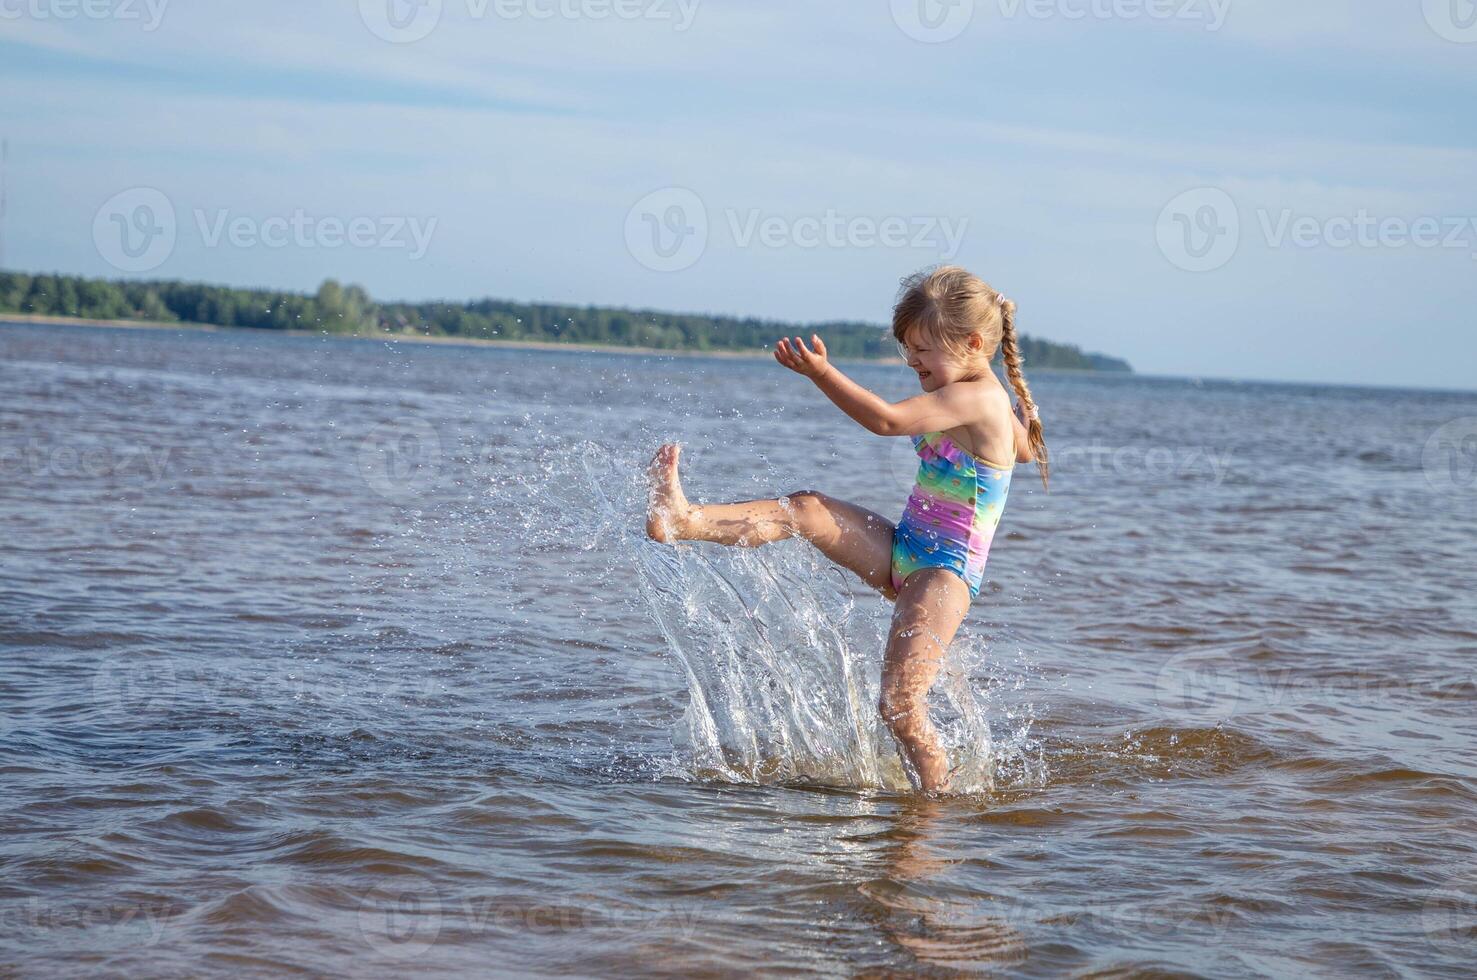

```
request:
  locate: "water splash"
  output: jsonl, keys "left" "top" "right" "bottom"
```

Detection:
{"left": 574, "top": 445, "right": 1035, "bottom": 796}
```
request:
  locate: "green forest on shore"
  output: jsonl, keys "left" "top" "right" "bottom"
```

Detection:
{"left": 0, "top": 270, "right": 1132, "bottom": 371}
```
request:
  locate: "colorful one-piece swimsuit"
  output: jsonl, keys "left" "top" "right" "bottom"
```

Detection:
{"left": 890, "top": 432, "right": 1013, "bottom": 598}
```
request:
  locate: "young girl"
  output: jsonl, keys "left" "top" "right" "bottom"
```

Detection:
{"left": 646, "top": 266, "right": 1049, "bottom": 793}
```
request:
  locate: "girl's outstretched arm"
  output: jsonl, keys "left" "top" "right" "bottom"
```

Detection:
{"left": 774, "top": 334, "right": 984, "bottom": 437}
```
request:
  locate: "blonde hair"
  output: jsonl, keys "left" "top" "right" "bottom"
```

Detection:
{"left": 892, "top": 265, "right": 1050, "bottom": 488}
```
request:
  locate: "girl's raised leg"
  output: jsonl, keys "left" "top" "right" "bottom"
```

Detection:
{"left": 879, "top": 568, "right": 972, "bottom": 793}
{"left": 646, "top": 444, "right": 897, "bottom": 598}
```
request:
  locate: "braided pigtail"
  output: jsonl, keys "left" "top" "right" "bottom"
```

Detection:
{"left": 998, "top": 297, "right": 1049, "bottom": 489}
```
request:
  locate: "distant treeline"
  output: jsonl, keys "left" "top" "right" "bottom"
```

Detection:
{"left": 0, "top": 270, "right": 1132, "bottom": 371}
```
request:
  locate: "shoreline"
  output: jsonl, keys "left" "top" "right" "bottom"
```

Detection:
{"left": 0, "top": 312, "right": 906, "bottom": 365}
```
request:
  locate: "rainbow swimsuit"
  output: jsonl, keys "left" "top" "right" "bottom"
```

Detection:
{"left": 890, "top": 432, "right": 1013, "bottom": 598}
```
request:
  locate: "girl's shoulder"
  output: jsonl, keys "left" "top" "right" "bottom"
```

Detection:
{"left": 938, "top": 379, "right": 1014, "bottom": 463}
{"left": 949, "top": 377, "right": 1012, "bottom": 418}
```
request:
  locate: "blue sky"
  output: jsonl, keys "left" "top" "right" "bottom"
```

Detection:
{"left": 2, "top": 0, "right": 1474, "bottom": 388}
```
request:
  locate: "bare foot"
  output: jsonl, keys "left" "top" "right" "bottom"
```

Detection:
{"left": 646, "top": 443, "right": 692, "bottom": 542}
{"left": 932, "top": 761, "right": 964, "bottom": 796}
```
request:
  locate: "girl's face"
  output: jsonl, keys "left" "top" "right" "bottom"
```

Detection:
{"left": 900, "top": 324, "right": 978, "bottom": 392}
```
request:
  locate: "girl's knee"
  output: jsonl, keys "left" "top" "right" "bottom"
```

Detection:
{"left": 878, "top": 681, "right": 923, "bottom": 730}
{"left": 783, "top": 490, "right": 834, "bottom": 538}
{"left": 785, "top": 489, "right": 827, "bottom": 517}
{"left": 886, "top": 627, "right": 947, "bottom": 670}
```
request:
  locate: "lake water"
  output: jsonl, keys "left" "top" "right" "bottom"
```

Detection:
{"left": 2, "top": 320, "right": 1475, "bottom": 977}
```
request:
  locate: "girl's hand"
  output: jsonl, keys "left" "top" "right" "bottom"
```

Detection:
{"left": 774, "top": 334, "right": 830, "bottom": 380}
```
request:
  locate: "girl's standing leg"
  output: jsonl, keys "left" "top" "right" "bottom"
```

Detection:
{"left": 646, "top": 444, "right": 897, "bottom": 599}
{"left": 879, "top": 568, "right": 972, "bottom": 792}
